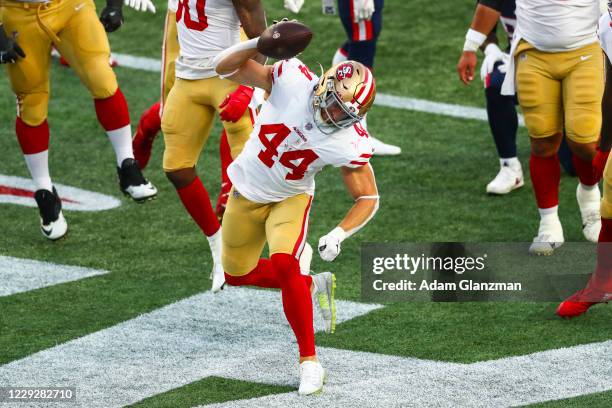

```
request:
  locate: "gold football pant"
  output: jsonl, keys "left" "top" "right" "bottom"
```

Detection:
{"left": 2, "top": 0, "right": 118, "bottom": 126}
{"left": 515, "top": 41, "right": 604, "bottom": 144}
{"left": 160, "top": 10, "right": 178, "bottom": 110}
{"left": 221, "top": 190, "right": 313, "bottom": 276}
{"left": 161, "top": 76, "right": 253, "bottom": 170}
{"left": 603, "top": 157, "right": 612, "bottom": 219}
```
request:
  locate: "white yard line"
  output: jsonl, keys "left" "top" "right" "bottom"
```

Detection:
{"left": 105, "top": 52, "right": 525, "bottom": 126}
{"left": 0, "top": 256, "right": 109, "bottom": 297}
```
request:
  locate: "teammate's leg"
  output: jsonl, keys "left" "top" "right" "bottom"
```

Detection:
{"left": 484, "top": 62, "right": 523, "bottom": 194}
{"left": 57, "top": 2, "right": 156, "bottom": 201}
{"left": 516, "top": 46, "right": 565, "bottom": 254}
{"left": 4, "top": 6, "right": 67, "bottom": 239}
{"left": 216, "top": 130, "right": 233, "bottom": 220}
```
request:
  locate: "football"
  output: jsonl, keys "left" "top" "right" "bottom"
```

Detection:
{"left": 257, "top": 20, "right": 313, "bottom": 60}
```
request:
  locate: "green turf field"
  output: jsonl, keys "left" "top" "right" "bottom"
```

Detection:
{"left": 1, "top": 0, "right": 611, "bottom": 406}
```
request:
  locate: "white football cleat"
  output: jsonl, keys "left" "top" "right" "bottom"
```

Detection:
{"left": 576, "top": 184, "right": 601, "bottom": 243}
{"left": 34, "top": 187, "right": 68, "bottom": 241}
{"left": 298, "top": 360, "right": 327, "bottom": 396}
{"left": 529, "top": 216, "right": 564, "bottom": 256}
{"left": 211, "top": 262, "right": 225, "bottom": 293}
{"left": 117, "top": 158, "right": 157, "bottom": 202}
{"left": 312, "top": 272, "right": 336, "bottom": 334}
{"left": 299, "top": 243, "right": 313, "bottom": 275}
{"left": 486, "top": 159, "right": 524, "bottom": 195}
{"left": 370, "top": 136, "right": 401, "bottom": 156}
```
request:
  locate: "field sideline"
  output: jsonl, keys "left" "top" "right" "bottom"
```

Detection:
{"left": 1, "top": 0, "right": 612, "bottom": 406}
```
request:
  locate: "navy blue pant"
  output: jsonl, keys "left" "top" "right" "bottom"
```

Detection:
{"left": 337, "top": 0, "right": 384, "bottom": 68}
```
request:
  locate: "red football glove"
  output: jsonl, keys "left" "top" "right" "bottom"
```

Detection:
{"left": 593, "top": 148, "right": 610, "bottom": 181}
{"left": 218, "top": 85, "right": 254, "bottom": 122}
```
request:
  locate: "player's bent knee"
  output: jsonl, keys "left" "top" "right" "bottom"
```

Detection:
{"left": 603, "top": 163, "right": 612, "bottom": 219}
{"left": 565, "top": 114, "right": 601, "bottom": 145}
{"left": 83, "top": 63, "right": 118, "bottom": 99}
{"left": 18, "top": 93, "right": 50, "bottom": 126}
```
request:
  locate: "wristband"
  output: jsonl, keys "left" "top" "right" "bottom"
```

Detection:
{"left": 463, "top": 28, "right": 487, "bottom": 52}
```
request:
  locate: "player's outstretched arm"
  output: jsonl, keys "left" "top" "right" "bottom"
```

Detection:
{"left": 318, "top": 164, "right": 379, "bottom": 262}
{"left": 213, "top": 40, "right": 273, "bottom": 93}
{"left": 456, "top": 1, "right": 503, "bottom": 85}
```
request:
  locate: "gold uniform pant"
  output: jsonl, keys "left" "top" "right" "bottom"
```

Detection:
{"left": 221, "top": 190, "right": 313, "bottom": 276}
{"left": 160, "top": 10, "right": 178, "bottom": 110}
{"left": 515, "top": 40, "right": 604, "bottom": 144}
{"left": 604, "top": 156, "right": 612, "bottom": 220}
{"left": 1, "top": 0, "right": 118, "bottom": 126}
{"left": 161, "top": 75, "right": 253, "bottom": 170}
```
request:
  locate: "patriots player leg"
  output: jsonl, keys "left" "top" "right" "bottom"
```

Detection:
{"left": 132, "top": 102, "right": 161, "bottom": 170}
{"left": 336, "top": 0, "right": 400, "bottom": 156}
{"left": 484, "top": 62, "right": 523, "bottom": 195}
{"left": 52, "top": 0, "right": 156, "bottom": 201}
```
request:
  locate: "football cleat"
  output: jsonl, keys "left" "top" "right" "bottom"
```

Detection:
{"left": 486, "top": 160, "right": 524, "bottom": 195}
{"left": 576, "top": 184, "right": 601, "bottom": 243}
{"left": 312, "top": 272, "right": 336, "bottom": 334}
{"left": 299, "top": 242, "right": 313, "bottom": 275}
{"left": 34, "top": 187, "right": 68, "bottom": 240}
{"left": 117, "top": 158, "right": 157, "bottom": 202}
{"left": 556, "top": 289, "right": 611, "bottom": 318}
{"left": 529, "top": 217, "right": 564, "bottom": 256}
{"left": 298, "top": 360, "right": 327, "bottom": 396}
{"left": 370, "top": 136, "right": 402, "bottom": 156}
{"left": 211, "top": 262, "right": 225, "bottom": 293}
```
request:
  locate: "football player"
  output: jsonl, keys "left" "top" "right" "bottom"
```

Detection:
{"left": 458, "top": 0, "right": 604, "bottom": 255}
{"left": 284, "top": 0, "right": 401, "bottom": 156}
{"left": 213, "top": 31, "right": 379, "bottom": 394}
{"left": 160, "top": 0, "right": 266, "bottom": 293}
{"left": 460, "top": 0, "right": 575, "bottom": 195}
{"left": 556, "top": 10, "right": 612, "bottom": 318}
{"left": 0, "top": 0, "right": 157, "bottom": 241}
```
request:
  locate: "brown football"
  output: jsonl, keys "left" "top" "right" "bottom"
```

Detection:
{"left": 257, "top": 20, "right": 313, "bottom": 60}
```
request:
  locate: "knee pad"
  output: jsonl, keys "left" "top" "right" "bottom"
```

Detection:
{"left": 17, "top": 92, "right": 49, "bottom": 126}
{"left": 602, "top": 163, "right": 612, "bottom": 219}
{"left": 81, "top": 59, "right": 118, "bottom": 99}
{"left": 565, "top": 112, "right": 601, "bottom": 144}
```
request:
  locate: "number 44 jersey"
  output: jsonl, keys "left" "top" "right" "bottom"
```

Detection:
{"left": 228, "top": 58, "right": 374, "bottom": 204}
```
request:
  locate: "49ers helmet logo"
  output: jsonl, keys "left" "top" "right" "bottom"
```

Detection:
{"left": 336, "top": 63, "right": 354, "bottom": 80}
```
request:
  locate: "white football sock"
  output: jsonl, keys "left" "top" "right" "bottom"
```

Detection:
{"left": 332, "top": 47, "right": 348, "bottom": 65}
{"left": 538, "top": 205, "right": 559, "bottom": 220}
{"left": 107, "top": 125, "right": 134, "bottom": 167}
{"left": 207, "top": 229, "right": 222, "bottom": 265}
{"left": 24, "top": 151, "right": 53, "bottom": 191}
{"left": 500, "top": 157, "right": 521, "bottom": 171}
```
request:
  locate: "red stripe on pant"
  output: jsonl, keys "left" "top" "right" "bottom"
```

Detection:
{"left": 16, "top": 118, "right": 49, "bottom": 155}
{"left": 364, "top": 19, "right": 373, "bottom": 40}
{"left": 292, "top": 196, "right": 313, "bottom": 258}
{"left": 529, "top": 154, "right": 560, "bottom": 209}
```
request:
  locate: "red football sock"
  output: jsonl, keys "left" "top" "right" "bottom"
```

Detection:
{"left": 219, "top": 130, "right": 232, "bottom": 185}
{"left": 600, "top": 218, "right": 612, "bottom": 243}
{"left": 572, "top": 154, "right": 600, "bottom": 186}
{"left": 585, "top": 219, "right": 612, "bottom": 295}
{"left": 137, "top": 102, "right": 162, "bottom": 140}
{"left": 94, "top": 88, "right": 130, "bottom": 131}
{"left": 224, "top": 259, "right": 280, "bottom": 288}
{"left": 176, "top": 176, "right": 220, "bottom": 237}
{"left": 530, "top": 154, "right": 560, "bottom": 209}
{"left": 273, "top": 253, "right": 315, "bottom": 358}
{"left": 16, "top": 118, "right": 49, "bottom": 154}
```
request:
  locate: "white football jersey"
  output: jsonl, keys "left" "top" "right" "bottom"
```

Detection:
{"left": 228, "top": 59, "right": 374, "bottom": 204}
{"left": 175, "top": 0, "right": 240, "bottom": 79}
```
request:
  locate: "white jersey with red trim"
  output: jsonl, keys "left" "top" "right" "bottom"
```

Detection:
{"left": 175, "top": 0, "right": 240, "bottom": 79}
{"left": 228, "top": 58, "right": 374, "bottom": 204}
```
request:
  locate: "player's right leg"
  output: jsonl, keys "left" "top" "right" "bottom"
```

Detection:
{"left": 3, "top": 4, "right": 67, "bottom": 240}
{"left": 516, "top": 45, "right": 565, "bottom": 255}
{"left": 133, "top": 10, "right": 179, "bottom": 169}
{"left": 484, "top": 63, "right": 523, "bottom": 195}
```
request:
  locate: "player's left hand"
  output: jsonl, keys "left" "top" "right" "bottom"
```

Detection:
{"left": 284, "top": 0, "right": 304, "bottom": 14}
{"left": 457, "top": 51, "right": 477, "bottom": 85}
{"left": 318, "top": 227, "right": 346, "bottom": 262}
{"left": 479, "top": 43, "right": 507, "bottom": 82}
{"left": 124, "top": 0, "right": 156, "bottom": 13}
{"left": 593, "top": 148, "right": 610, "bottom": 181}
{"left": 219, "top": 85, "right": 254, "bottom": 123}
{"left": 354, "top": 0, "right": 374, "bottom": 22}
{"left": 100, "top": 5, "right": 124, "bottom": 32}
